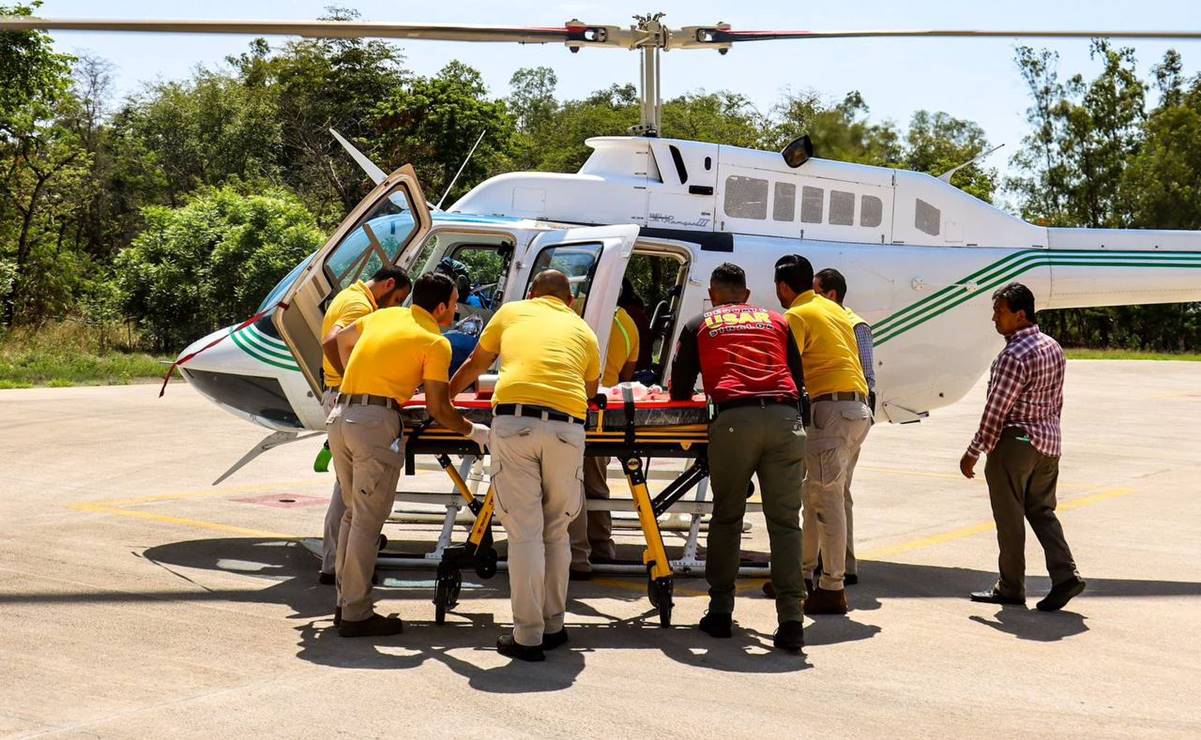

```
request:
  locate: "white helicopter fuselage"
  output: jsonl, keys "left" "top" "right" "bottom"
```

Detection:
{"left": 177, "top": 135, "right": 1201, "bottom": 434}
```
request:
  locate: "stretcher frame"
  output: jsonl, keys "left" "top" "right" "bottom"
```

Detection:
{"left": 394, "top": 394, "right": 716, "bottom": 627}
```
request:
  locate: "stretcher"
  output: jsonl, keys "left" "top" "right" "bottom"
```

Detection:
{"left": 397, "top": 389, "right": 711, "bottom": 627}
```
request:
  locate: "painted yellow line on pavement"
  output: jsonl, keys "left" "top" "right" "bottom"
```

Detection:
{"left": 71, "top": 501, "right": 297, "bottom": 540}
{"left": 860, "top": 487, "right": 1136, "bottom": 560}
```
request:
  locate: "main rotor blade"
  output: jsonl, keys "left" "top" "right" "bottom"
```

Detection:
{"left": 0, "top": 17, "right": 630, "bottom": 47}
{"left": 673, "top": 27, "right": 1201, "bottom": 49}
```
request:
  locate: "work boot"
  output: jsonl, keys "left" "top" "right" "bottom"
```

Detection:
{"left": 497, "top": 634, "right": 545, "bottom": 662}
{"left": 541, "top": 628, "right": 569, "bottom": 651}
{"left": 338, "top": 613, "right": 404, "bottom": 638}
{"left": 970, "top": 589, "right": 1025, "bottom": 606}
{"left": 804, "top": 587, "right": 848, "bottom": 615}
{"left": 569, "top": 569, "right": 592, "bottom": 582}
{"left": 698, "top": 611, "right": 733, "bottom": 638}
{"left": 1036, "top": 577, "right": 1086, "bottom": 612}
{"left": 844, "top": 573, "right": 859, "bottom": 586}
{"left": 773, "top": 620, "right": 805, "bottom": 652}
{"left": 318, "top": 571, "right": 335, "bottom": 586}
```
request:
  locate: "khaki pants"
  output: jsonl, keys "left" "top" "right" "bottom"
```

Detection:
{"left": 326, "top": 403, "right": 404, "bottom": 621}
{"left": 320, "top": 388, "right": 344, "bottom": 575}
{"left": 984, "top": 428, "right": 1079, "bottom": 598}
{"left": 489, "top": 414, "right": 586, "bottom": 647}
{"left": 802, "top": 399, "right": 871, "bottom": 591}
{"left": 708, "top": 404, "right": 807, "bottom": 623}
{"left": 843, "top": 416, "right": 872, "bottom": 577}
{"left": 568, "top": 456, "right": 617, "bottom": 571}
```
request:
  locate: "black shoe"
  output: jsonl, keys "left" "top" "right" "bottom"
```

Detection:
{"left": 541, "top": 628, "right": 569, "bottom": 651}
{"left": 497, "top": 634, "right": 545, "bottom": 662}
{"left": 569, "top": 569, "right": 592, "bottom": 582}
{"left": 318, "top": 571, "right": 335, "bottom": 586}
{"left": 761, "top": 580, "right": 776, "bottom": 598}
{"left": 333, "top": 606, "right": 342, "bottom": 627}
{"left": 1037, "top": 577, "right": 1086, "bottom": 612}
{"left": 970, "top": 589, "right": 1025, "bottom": 606}
{"left": 844, "top": 573, "right": 859, "bottom": 586}
{"left": 338, "top": 613, "right": 404, "bottom": 638}
{"left": 377, "top": 534, "right": 388, "bottom": 551}
{"left": 773, "top": 620, "right": 805, "bottom": 652}
{"left": 698, "top": 612, "right": 733, "bottom": 638}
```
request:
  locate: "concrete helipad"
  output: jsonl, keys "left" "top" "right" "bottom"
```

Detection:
{"left": 2, "top": 360, "right": 1200, "bottom": 738}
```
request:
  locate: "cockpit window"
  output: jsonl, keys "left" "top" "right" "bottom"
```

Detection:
{"left": 915, "top": 199, "right": 941, "bottom": 236}
{"left": 257, "top": 253, "right": 314, "bottom": 313}
{"left": 324, "top": 184, "right": 417, "bottom": 290}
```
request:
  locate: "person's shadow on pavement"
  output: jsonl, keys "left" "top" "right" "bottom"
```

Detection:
{"left": 968, "top": 607, "right": 1088, "bottom": 642}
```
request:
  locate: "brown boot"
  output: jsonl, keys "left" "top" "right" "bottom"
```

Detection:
{"left": 804, "top": 586, "right": 848, "bottom": 615}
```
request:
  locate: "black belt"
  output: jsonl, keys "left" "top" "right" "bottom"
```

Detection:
{"left": 714, "top": 396, "right": 798, "bottom": 414}
{"left": 337, "top": 393, "right": 401, "bottom": 410}
{"left": 494, "top": 403, "right": 584, "bottom": 425}
{"left": 812, "top": 391, "right": 866, "bottom": 404}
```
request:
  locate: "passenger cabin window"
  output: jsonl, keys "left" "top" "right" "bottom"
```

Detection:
{"left": 323, "top": 185, "right": 417, "bottom": 290}
{"left": 829, "top": 190, "right": 856, "bottom": 226}
{"left": 773, "top": 182, "right": 796, "bottom": 222}
{"left": 915, "top": 199, "right": 941, "bottom": 236}
{"left": 525, "top": 243, "right": 602, "bottom": 314}
{"left": 801, "top": 186, "right": 824, "bottom": 223}
{"left": 861, "top": 195, "right": 883, "bottom": 228}
{"left": 723, "top": 176, "right": 768, "bottom": 220}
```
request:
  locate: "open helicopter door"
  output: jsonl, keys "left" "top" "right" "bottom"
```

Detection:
{"left": 272, "top": 165, "right": 432, "bottom": 395}
{"left": 510, "top": 224, "right": 639, "bottom": 355}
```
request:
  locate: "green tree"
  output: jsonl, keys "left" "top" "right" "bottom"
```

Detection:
{"left": 114, "top": 186, "right": 323, "bottom": 350}
{"left": 903, "top": 110, "right": 997, "bottom": 202}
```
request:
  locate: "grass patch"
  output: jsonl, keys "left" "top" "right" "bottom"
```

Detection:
{"left": 0, "top": 321, "right": 172, "bottom": 388}
{"left": 1065, "top": 348, "right": 1201, "bottom": 361}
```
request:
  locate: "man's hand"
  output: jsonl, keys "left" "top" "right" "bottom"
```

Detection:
{"left": 959, "top": 451, "right": 978, "bottom": 479}
{"left": 469, "top": 423, "right": 490, "bottom": 453}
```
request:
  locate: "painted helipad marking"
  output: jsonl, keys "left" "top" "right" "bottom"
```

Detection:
{"left": 860, "top": 486, "right": 1136, "bottom": 560}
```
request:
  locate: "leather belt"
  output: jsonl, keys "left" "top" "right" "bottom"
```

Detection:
{"left": 812, "top": 391, "right": 866, "bottom": 404}
{"left": 336, "top": 393, "right": 400, "bottom": 410}
{"left": 494, "top": 403, "right": 584, "bottom": 425}
{"left": 714, "top": 396, "right": 797, "bottom": 414}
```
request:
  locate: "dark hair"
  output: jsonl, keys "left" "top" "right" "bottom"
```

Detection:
{"left": 370, "top": 265, "right": 411, "bottom": 290}
{"left": 814, "top": 268, "right": 848, "bottom": 304}
{"left": 412, "top": 271, "right": 456, "bottom": 313}
{"left": 993, "top": 282, "right": 1036, "bottom": 320}
{"left": 710, "top": 263, "right": 747, "bottom": 290}
{"left": 774, "top": 254, "right": 814, "bottom": 293}
{"left": 618, "top": 277, "right": 642, "bottom": 309}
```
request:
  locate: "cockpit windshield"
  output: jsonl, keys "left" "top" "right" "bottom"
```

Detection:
{"left": 257, "top": 252, "right": 314, "bottom": 314}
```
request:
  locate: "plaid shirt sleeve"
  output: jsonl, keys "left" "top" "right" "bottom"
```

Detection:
{"left": 854, "top": 322, "right": 875, "bottom": 391}
{"left": 967, "top": 351, "right": 1027, "bottom": 459}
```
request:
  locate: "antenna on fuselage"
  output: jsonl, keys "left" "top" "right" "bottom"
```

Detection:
{"left": 330, "top": 128, "right": 387, "bottom": 185}
{"left": 937, "top": 143, "right": 1004, "bottom": 183}
{"left": 435, "top": 128, "right": 488, "bottom": 210}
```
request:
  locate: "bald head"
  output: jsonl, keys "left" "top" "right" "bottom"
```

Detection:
{"left": 530, "top": 269, "right": 574, "bottom": 304}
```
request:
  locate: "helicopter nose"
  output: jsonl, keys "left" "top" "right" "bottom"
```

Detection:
{"left": 174, "top": 321, "right": 309, "bottom": 430}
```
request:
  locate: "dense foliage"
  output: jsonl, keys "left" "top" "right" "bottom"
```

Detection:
{"left": 1, "top": 4, "right": 1199, "bottom": 353}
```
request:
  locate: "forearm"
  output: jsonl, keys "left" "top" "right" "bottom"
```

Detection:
{"left": 430, "top": 400, "right": 472, "bottom": 436}
{"left": 322, "top": 337, "right": 343, "bottom": 376}
{"left": 855, "top": 324, "right": 876, "bottom": 391}
{"left": 449, "top": 349, "right": 494, "bottom": 396}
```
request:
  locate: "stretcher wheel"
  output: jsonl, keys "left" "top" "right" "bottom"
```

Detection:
{"left": 433, "top": 568, "right": 462, "bottom": 624}
{"left": 650, "top": 577, "right": 674, "bottom": 628}
{"left": 475, "top": 547, "right": 498, "bottom": 579}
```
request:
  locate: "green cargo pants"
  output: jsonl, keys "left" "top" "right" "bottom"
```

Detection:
{"left": 706, "top": 403, "right": 807, "bottom": 623}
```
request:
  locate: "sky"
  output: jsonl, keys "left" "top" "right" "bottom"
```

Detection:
{"left": 26, "top": 0, "right": 1201, "bottom": 179}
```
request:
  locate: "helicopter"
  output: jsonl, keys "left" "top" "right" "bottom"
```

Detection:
{"left": 5, "top": 13, "right": 1201, "bottom": 481}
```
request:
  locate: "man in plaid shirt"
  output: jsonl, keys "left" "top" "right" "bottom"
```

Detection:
{"left": 959, "top": 282, "right": 1086, "bottom": 612}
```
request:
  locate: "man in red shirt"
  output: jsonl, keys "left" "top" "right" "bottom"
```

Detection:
{"left": 670, "top": 263, "right": 807, "bottom": 652}
{"left": 960, "top": 282, "right": 1086, "bottom": 612}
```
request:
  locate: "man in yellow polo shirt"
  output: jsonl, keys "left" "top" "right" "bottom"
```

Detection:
{"left": 568, "top": 305, "right": 639, "bottom": 579}
{"left": 450, "top": 269, "right": 601, "bottom": 662}
{"left": 322, "top": 271, "right": 489, "bottom": 638}
{"left": 317, "top": 267, "right": 411, "bottom": 585}
{"left": 775, "top": 255, "right": 870, "bottom": 615}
